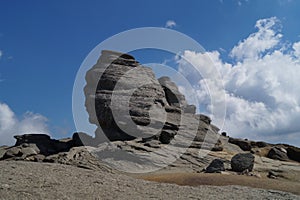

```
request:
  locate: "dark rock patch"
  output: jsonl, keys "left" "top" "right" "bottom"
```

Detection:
{"left": 206, "top": 159, "right": 225, "bottom": 173}
{"left": 231, "top": 153, "right": 255, "bottom": 172}
{"left": 287, "top": 146, "right": 300, "bottom": 162}
{"left": 228, "top": 138, "right": 252, "bottom": 151}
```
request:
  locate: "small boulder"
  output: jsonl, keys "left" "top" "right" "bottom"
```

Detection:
{"left": 206, "top": 159, "right": 225, "bottom": 173}
{"left": 231, "top": 153, "right": 255, "bottom": 172}
{"left": 267, "top": 147, "right": 289, "bottom": 161}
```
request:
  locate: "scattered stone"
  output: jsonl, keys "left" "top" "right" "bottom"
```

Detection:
{"left": 267, "top": 147, "right": 289, "bottom": 161}
{"left": 205, "top": 159, "right": 225, "bottom": 173}
{"left": 231, "top": 153, "right": 255, "bottom": 172}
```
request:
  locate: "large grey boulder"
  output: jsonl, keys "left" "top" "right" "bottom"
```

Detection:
{"left": 231, "top": 153, "right": 255, "bottom": 172}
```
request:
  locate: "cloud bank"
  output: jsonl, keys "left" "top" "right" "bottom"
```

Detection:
{"left": 177, "top": 17, "right": 300, "bottom": 146}
{"left": 0, "top": 102, "right": 50, "bottom": 146}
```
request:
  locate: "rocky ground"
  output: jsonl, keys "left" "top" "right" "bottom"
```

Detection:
{"left": 1, "top": 134, "right": 300, "bottom": 199}
{"left": 1, "top": 161, "right": 299, "bottom": 200}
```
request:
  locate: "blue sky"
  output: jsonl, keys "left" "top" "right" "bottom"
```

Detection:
{"left": 1, "top": 0, "right": 300, "bottom": 146}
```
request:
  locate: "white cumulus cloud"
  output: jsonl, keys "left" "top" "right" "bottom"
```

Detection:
{"left": 230, "top": 17, "right": 282, "bottom": 61}
{"left": 165, "top": 20, "right": 176, "bottom": 28}
{"left": 0, "top": 102, "right": 50, "bottom": 146}
{"left": 176, "top": 17, "right": 300, "bottom": 146}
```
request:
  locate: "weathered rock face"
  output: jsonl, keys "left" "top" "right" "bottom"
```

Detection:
{"left": 85, "top": 50, "right": 165, "bottom": 141}
{"left": 231, "top": 153, "right": 255, "bottom": 172}
{"left": 81, "top": 50, "right": 225, "bottom": 172}
{"left": 84, "top": 50, "right": 210, "bottom": 145}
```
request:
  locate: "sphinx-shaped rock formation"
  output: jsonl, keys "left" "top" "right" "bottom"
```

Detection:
{"left": 82, "top": 50, "right": 225, "bottom": 172}
{"left": 84, "top": 50, "right": 198, "bottom": 144}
